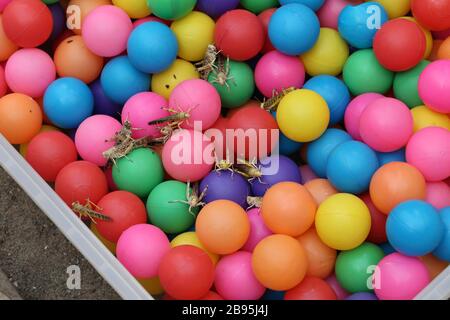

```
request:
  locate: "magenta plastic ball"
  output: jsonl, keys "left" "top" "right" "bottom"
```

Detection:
{"left": 214, "top": 251, "right": 265, "bottom": 300}
{"left": 242, "top": 208, "right": 272, "bottom": 252}
{"left": 168, "top": 79, "right": 221, "bottom": 130}
{"left": 426, "top": 181, "right": 450, "bottom": 209}
{"left": 299, "top": 165, "right": 318, "bottom": 183}
{"left": 344, "top": 93, "right": 384, "bottom": 141}
{"left": 116, "top": 224, "right": 170, "bottom": 278}
{"left": 255, "top": 50, "right": 305, "bottom": 98}
{"left": 5, "top": 48, "right": 55, "bottom": 98}
{"left": 418, "top": 60, "right": 450, "bottom": 114}
{"left": 374, "top": 253, "right": 430, "bottom": 300}
{"left": 121, "top": 92, "right": 169, "bottom": 139}
{"left": 82, "top": 5, "right": 132, "bottom": 57}
{"left": 317, "top": 0, "right": 355, "bottom": 29}
{"left": 406, "top": 127, "right": 450, "bottom": 182}
{"left": 75, "top": 115, "right": 122, "bottom": 166}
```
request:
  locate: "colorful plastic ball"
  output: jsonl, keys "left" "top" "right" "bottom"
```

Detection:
{"left": 344, "top": 93, "right": 383, "bottom": 141}
{"left": 418, "top": 60, "right": 450, "bottom": 114}
{"left": 112, "top": 0, "right": 151, "bottom": 18}
{"left": 196, "top": 0, "right": 240, "bottom": 18}
{"left": 270, "top": 111, "right": 303, "bottom": 156}
{"left": 215, "top": 251, "right": 265, "bottom": 300}
{"left": 419, "top": 254, "right": 449, "bottom": 279}
{"left": 0, "top": 93, "right": 42, "bottom": 144}
{"left": 171, "top": 231, "right": 219, "bottom": 265}
{"left": 285, "top": 276, "right": 337, "bottom": 300}
{"left": 268, "top": 4, "right": 320, "bottom": 55}
{"left": 280, "top": 0, "right": 324, "bottom": 11}
{"left": 366, "top": 0, "right": 410, "bottom": 19}
{"left": 100, "top": 56, "right": 151, "bottom": 105}
{"left": 91, "top": 223, "right": 117, "bottom": 255}
{"left": 89, "top": 79, "right": 122, "bottom": 118}
{"left": 374, "top": 253, "right": 430, "bottom": 300}
{"left": 0, "top": 14, "right": 17, "bottom": 62}
{"left": 387, "top": 200, "right": 444, "bottom": 256}
{"left": 5, "top": 48, "right": 56, "bottom": 98}
{"left": 325, "top": 274, "right": 349, "bottom": 300}
{"left": 74, "top": 115, "right": 122, "bottom": 166}
{"left": 338, "top": 2, "right": 388, "bottom": 49}
{"left": 0, "top": 0, "right": 12, "bottom": 11}
{"left": 55, "top": 161, "right": 108, "bottom": 207}
{"left": 200, "top": 291, "right": 223, "bottom": 300}
{"left": 301, "top": 28, "right": 349, "bottom": 77}
{"left": 376, "top": 149, "right": 406, "bottom": 166}
{"left": 433, "top": 207, "right": 450, "bottom": 262}
{"left": 196, "top": 200, "right": 250, "bottom": 255}
{"left": 315, "top": 193, "right": 371, "bottom": 250}
{"left": 117, "top": 224, "right": 170, "bottom": 278}
{"left": 138, "top": 277, "right": 164, "bottom": 297}
{"left": 242, "top": 208, "right": 273, "bottom": 252}
{"left": 252, "top": 234, "right": 308, "bottom": 291}
{"left": 401, "top": 17, "right": 433, "bottom": 59}
{"left": 346, "top": 292, "right": 378, "bottom": 300}
{"left": 426, "top": 182, "right": 450, "bottom": 210}
{"left": 0, "top": 65, "right": 6, "bottom": 97}
{"left": 67, "top": 0, "right": 112, "bottom": 35}
{"left": 304, "top": 179, "right": 338, "bottom": 206}
{"left": 437, "top": 36, "right": 450, "bottom": 59}
{"left": 317, "top": 0, "right": 353, "bottom": 29}
{"left": 361, "top": 193, "right": 387, "bottom": 244}
{"left": 299, "top": 165, "right": 318, "bottom": 184}
{"left": 44, "top": 77, "right": 94, "bottom": 129}
{"left": 215, "top": 9, "right": 264, "bottom": 61}
{"left": 406, "top": 127, "right": 450, "bottom": 182}
{"left": 19, "top": 125, "right": 60, "bottom": 158}
{"left": 393, "top": 60, "right": 430, "bottom": 108}
{"left": 147, "top": 0, "right": 196, "bottom": 20}
{"left": 411, "top": 0, "right": 450, "bottom": 31}
{"left": 258, "top": 8, "right": 276, "bottom": 53}
{"left": 343, "top": 49, "right": 394, "bottom": 95}
{"left": 2, "top": 0, "right": 53, "bottom": 48}
{"left": 240, "top": 0, "right": 278, "bottom": 14}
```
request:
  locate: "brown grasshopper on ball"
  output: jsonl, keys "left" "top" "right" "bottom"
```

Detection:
{"left": 71, "top": 200, "right": 112, "bottom": 224}
{"left": 260, "top": 87, "right": 296, "bottom": 112}
{"left": 169, "top": 181, "right": 208, "bottom": 216}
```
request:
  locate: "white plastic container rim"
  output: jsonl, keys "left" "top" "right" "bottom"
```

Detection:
{"left": 0, "top": 133, "right": 448, "bottom": 300}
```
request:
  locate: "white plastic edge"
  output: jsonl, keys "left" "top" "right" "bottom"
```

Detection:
{"left": 414, "top": 265, "right": 450, "bottom": 300}
{"left": 0, "top": 134, "right": 153, "bottom": 300}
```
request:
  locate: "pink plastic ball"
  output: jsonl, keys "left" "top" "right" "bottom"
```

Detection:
{"left": 242, "top": 208, "right": 273, "bottom": 252}
{"left": 116, "top": 224, "right": 170, "bottom": 278}
{"left": 214, "top": 251, "right": 265, "bottom": 300}
{"left": 426, "top": 181, "right": 450, "bottom": 209}
{"left": 254, "top": 51, "right": 305, "bottom": 98}
{"left": 121, "top": 92, "right": 169, "bottom": 139}
{"left": 75, "top": 115, "right": 122, "bottom": 166}
{"left": 82, "top": 5, "right": 132, "bottom": 57}
{"left": 162, "top": 129, "right": 214, "bottom": 182}
{"left": 344, "top": 93, "right": 384, "bottom": 141}
{"left": 374, "top": 253, "right": 430, "bottom": 300}
{"left": 359, "top": 97, "right": 413, "bottom": 152}
{"left": 418, "top": 60, "right": 450, "bottom": 114}
{"left": 5, "top": 48, "right": 55, "bottom": 98}
{"left": 168, "top": 79, "right": 221, "bottom": 131}
{"left": 0, "top": 0, "right": 12, "bottom": 12}
{"left": 299, "top": 165, "right": 318, "bottom": 183}
{"left": 325, "top": 274, "right": 349, "bottom": 300}
{"left": 317, "top": 0, "right": 357, "bottom": 29}
{"left": 0, "top": 64, "right": 6, "bottom": 97}
{"left": 406, "top": 127, "right": 450, "bottom": 182}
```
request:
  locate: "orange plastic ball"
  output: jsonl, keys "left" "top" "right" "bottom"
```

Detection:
{"left": 429, "top": 39, "right": 444, "bottom": 61}
{"left": 54, "top": 35, "right": 104, "bottom": 84}
{"left": 304, "top": 179, "right": 338, "bottom": 205}
{"left": 0, "top": 15, "right": 18, "bottom": 62}
{"left": 284, "top": 276, "right": 337, "bottom": 300}
{"left": 67, "top": 0, "right": 112, "bottom": 35}
{"left": 419, "top": 254, "right": 449, "bottom": 280}
{"left": 252, "top": 234, "right": 308, "bottom": 291}
{"left": 297, "top": 228, "right": 336, "bottom": 279}
{"left": 261, "top": 182, "right": 317, "bottom": 237}
{"left": 0, "top": 93, "right": 42, "bottom": 144}
{"left": 196, "top": 200, "right": 250, "bottom": 255}
{"left": 437, "top": 36, "right": 450, "bottom": 59}
{"left": 369, "top": 161, "right": 427, "bottom": 214}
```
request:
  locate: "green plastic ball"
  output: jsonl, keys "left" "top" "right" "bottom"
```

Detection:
{"left": 146, "top": 180, "right": 197, "bottom": 234}
{"left": 343, "top": 49, "right": 394, "bottom": 95}
{"left": 208, "top": 59, "right": 255, "bottom": 109}
{"left": 42, "top": 0, "right": 59, "bottom": 4}
{"left": 146, "top": 0, "right": 196, "bottom": 20}
{"left": 240, "top": 0, "right": 279, "bottom": 14}
{"left": 335, "top": 242, "right": 385, "bottom": 293}
{"left": 393, "top": 60, "right": 430, "bottom": 109}
{"left": 112, "top": 148, "right": 164, "bottom": 199}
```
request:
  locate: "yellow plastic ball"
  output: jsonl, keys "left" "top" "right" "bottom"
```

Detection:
{"left": 401, "top": 17, "right": 433, "bottom": 59}
{"left": 411, "top": 105, "right": 450, "bottom": 132}
{"left": 171, "top": 11, "right": 215, "bottom": 62}
{"left": 90, "top": 223, "right": 117, "bottom": 255}
{"left": 365, "top": 0, "right": 411, "bottom": 19}
{"left": 151, "top": 59, "right": 199, "bottom": 99}
{"left": 315, "top": 193, "right": 371, "bottom": 250}
{"left": 171, "top": 231, "right": 219, "bottom": 265}
{"left": 276, "top": 89, "right": 330, "bottom": 143}
{"left": 19, "top": 125, "right": 60, "bottom": 157}
{"left": 300, "top": 28, "right": 349, "bottom": 76}
{"left": 137, "top": 277, "right": 164, "bottom": 296}
{"left": 112, "top": 0, "right": 151, "bottom": 19}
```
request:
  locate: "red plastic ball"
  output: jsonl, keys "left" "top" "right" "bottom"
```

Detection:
{"left": 373, "top": 18, "right": 426, "bottom": 72}
{"left": 411, "top": 0, "right": 450, "bottom": 32}
{"left": 214, "top": 9, "right": 264, "bottom": 61}
{"left": 284, "top": 276, "right": 337, "bottom": 300}
{"left": 201, "top": 291, "right": 224, "bottom": 300}
{"left": 158, "top": 245, "right": 215, "bottom": 300}
{"left": 26, "top": 131, "right": 77, "bottom": 182}
{"left": 2, "top": 0, "right": 53, "bottom": 48}
{"left": 95, "top": 191, "right": 148, "bottom": 243}
{"left": 258, "top": 8, "right": 276, "bottom": 54}
{"left": 361, "top": 193, "right": 387, "bottom": 244}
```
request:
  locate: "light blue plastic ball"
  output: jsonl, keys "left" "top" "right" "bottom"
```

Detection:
{"left": 272, "top": 111, "right": 302, "bottom": 155}
{"left": 278, "top": 0, "right": 325, "bottom": 11}
{"left": 338, "top": 2, "right": 388, "bottom": 49}
{"left": 376, "top": 149, "right": 406, "bottom": 166}
{"left": 100, "top": 55, "right": 151, "bottom": 105}
{"left": 303, "top": 75, "right": 351, "bottom": 125}
{"left": 326, "top": 140, "right": 379, "bottom": 194}
{"left": 43, "top": 77, "right": 93, "bottom": 129}
{"left": 433, "top": 207, "right": 450, "bottom": 262}
{"left": 307, "top": 129, "right": 352, "bottom": 178}
{"left": 387, "top": 200, "right": 444, "bottom": 257}
{"left": 269, "top": 3, "right": 320, "bottom": 55}
{"left": 127, "top": 22, "right": 178, "bottom": 74}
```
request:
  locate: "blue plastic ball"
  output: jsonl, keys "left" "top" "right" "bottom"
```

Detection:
{"left": 43, "top": 77, "right": 93, "bottom": 129}
{"left": 307, "top": 129, "right": 352, "bottom": 178}
{"left": 100, "top": 56, "right": 151, "bottom": 105}
{"left": 127, "top": 22, "right": 178, "bottom": 74}
{"left": 326, "top": 140, "right": 379, "bottom": 194}
{"left": 279, "top": 0, "right": 325, "bottom": 11}
{"left": 379, "top": 242, "right": 396, "bottom": 255}
{"left": 433, "top": 207, "right": 450, "bottom": 262}
{"left": 269, "top": 3, "right": 320, "bottom": 55}
{"left": 376, "top": 148, "right": 406, "bottom": 166}
{"left": 387, "top": 200, "right": 445, "bottom": 257}
{"left": 338, "top": 2, "right": 388, "bottom": 49}
{"left": 262, "top": 289, "right": 285, "bottom": 300}
{"left": 303, "top": 75, "right": 351, "bottom": 125}
{"left": 272, "top": 111, "right": 302, "bottom": 155}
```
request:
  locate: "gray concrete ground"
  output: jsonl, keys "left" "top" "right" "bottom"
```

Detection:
{"left": 0, "top": 166, "right": 119, "bottom": 300}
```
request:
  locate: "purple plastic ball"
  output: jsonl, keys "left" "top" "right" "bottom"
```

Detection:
{"left": 48, "top": 3, "right": 65, "bottom": 41}
{"left": 345, "top": 292, "right": 378, "bottom": 300}
{"left": 90, "top": 79, "right": 122, "bottom": 119}
{"left": 199, "top": 170, "right": 251, "bottom": 208}
{"left": 196, "top": 0, "right": 240, "bottom": 18}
